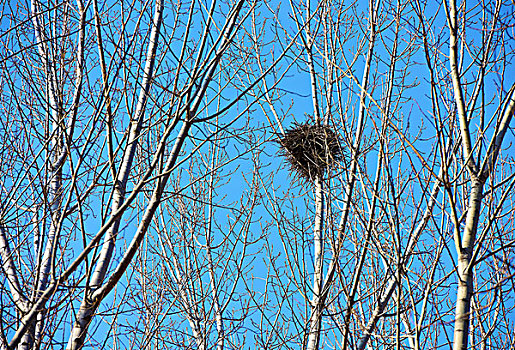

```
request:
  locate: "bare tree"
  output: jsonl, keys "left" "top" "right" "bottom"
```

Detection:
{"left": 122, "top": 110, "right": 269, "bottom": 349}
{"left": 0, "top": 0, "right": 282, "bottom": 348}
{"left": 254, "top": 0, "right": 515, "bottom": 349}
{"left": 1, "top": 0, "right": 514, "bottom": 349}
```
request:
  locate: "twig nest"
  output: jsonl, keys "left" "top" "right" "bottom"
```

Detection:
{"left": 278, "top": 121, "right": 343, "bottom": 181}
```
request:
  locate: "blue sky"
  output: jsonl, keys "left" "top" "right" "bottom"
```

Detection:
{"left": 1, "top": 0, "right": 515, "bottom": 349}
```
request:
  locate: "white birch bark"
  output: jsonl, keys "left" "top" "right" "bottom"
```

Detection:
{"left": 451, "top": 87, "right": 515, "bottom": 350}
{"left": 303, "top": 0, "right": 325, "bottom": 346}
{"left": 0, "top": 225, "right": 28, "bottom": 313}
{"left": 304, "top": 2, "right": 378, "bottom": 348}
{"left": 306, "top": 177, "right": 324, "bottom": 350}
{"left": 3, "top": 0, "right": 257, "bottom": 348}
{"left": 445, "top": 0, "right": 515, "bottom": 348}
{"left": 17, "top": 0, "right": 75, "bottom": 347}
{"left": 452, "top": 179, "right": 483, "bottom": 350}
{"left": 65, "top": 0, "right": 164, "bottom": 348}
{"left": 65, "top": 0, "right": 248, "bottom": 347}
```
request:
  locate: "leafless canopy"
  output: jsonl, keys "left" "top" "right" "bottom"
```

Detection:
{"left": 0, "top": 0, "right": 515, "bottom": 349}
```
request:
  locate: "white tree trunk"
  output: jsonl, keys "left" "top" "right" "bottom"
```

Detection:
{"left": 18, "top": 1, "right": 69, "bottom": 347}
{"left": 452, "top": 180, "right": 483, "bottom": 350}
{"left": 306, "top": 177, "right": 324, "bottom": 350}
{"left": 66, "top": 0, "right": 164, "bottom": 348}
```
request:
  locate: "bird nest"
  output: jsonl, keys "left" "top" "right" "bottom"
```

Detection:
{"left": 277, "top": 121, "right": 343, "bottom": 181}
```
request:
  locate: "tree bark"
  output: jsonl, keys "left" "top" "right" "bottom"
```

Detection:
{"left": 65, "top": 0, "right": 164, "bottom": 348}
{"left": 452, "top": 179, "right": 483, "bottom": 350}
{"left": 306, "top": 176, "right": 325, "bottom": 350}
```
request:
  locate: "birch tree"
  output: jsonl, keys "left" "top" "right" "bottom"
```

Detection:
{"left": 0, "top": 0, "right": 278, "bottom": 348}
{"left": 1, "top": 0, "right": 514, "bottom": 349}
{"left": 255, "top": 0, "right": 515, "bottom": 349}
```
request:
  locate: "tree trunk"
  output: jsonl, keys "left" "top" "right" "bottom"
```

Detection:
{"left": 65, "top": 0, "right": 164, "bottom": 348}
{"left": 452, "top": 179, "right": 483, "bottom": 350}
{"left": 306, "top": 176, "right": 325, "bottom": 350}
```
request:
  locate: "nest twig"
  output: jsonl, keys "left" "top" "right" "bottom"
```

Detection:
{"left": 277, "top": 121, "right": 343, "bottom": 181}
